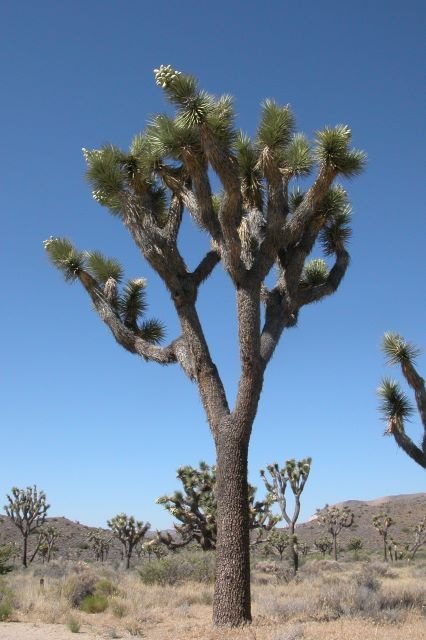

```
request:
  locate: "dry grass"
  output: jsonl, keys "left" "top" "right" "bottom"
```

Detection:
{"left": 0, "top": 556, "right": 425, "bottom": 639}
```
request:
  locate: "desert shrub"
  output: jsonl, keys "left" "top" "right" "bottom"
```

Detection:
{"left": 259, "top": 594, "right": 312, "bottom": 620}
{"left": 32, "top": 560, "right": 68, "bottom": 579}
{"left": 80, "top": 593, "right": 108, "bottom": 613}
{"left": 273, "top": 624, "right": 305, "bottom": 640}
{"left": 66, "top": 616, "right": 81, "bottom": 633}
{"left": 110, "top": 596, "right": 128, "bottom": 618}
{"left": 139, "top": 551, "right": 215, "bottom": 586}
{"left": 95, "top": 578, "right": 118, "bottom": 597}
{"left": 0, "top": 601, "right": 12, "bottom": 621}
{"left": 0, "top": 546, "right": 12, "bottom": 575}
{"left": 63, "top": 572, "right": 98, "bottom": 606}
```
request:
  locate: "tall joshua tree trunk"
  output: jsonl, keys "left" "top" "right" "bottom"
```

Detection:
{"left": 45, "top": 65, "right": 365, "bottom": 626}
{"left": 214, "top": 433, "right": 251, "bottom": 624}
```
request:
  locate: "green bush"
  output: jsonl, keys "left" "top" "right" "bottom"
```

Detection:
{"left": 139, "top": 550, "right": 215, "bottom": 586}
{"left": 95, "top": 578, "right": 118, "bottom": 597}
{"left": 66, "top": 616, "right": 81, "bottom": 633}
{"left": 0, "top": 546, "right": 12, "bottom": 575}
{"left": 80, "top": 594, "right": 108, "bottom": 613}
{"left": 0, "top": 601, "right": 12, "bottom": 621}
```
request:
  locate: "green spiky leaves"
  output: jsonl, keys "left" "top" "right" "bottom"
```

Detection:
{"left": 44, "top": 237, "right": 85, "bottom": 282}
{"left": 300, "top": 258, "right": 329, "bottom": 287}
{"left": 145, "top": 115, "right": 200, "bottom": 161}
{"left": 382, "top": 332, "right": 421, "bottom": 365}
{"left": 235, "top": 132, "right": 263, "bottom": 210}
{"left": 257, "top": 100, "right": 295, "bottom": 153}
{"left": 318, "top": 186, "right": 352, "bottom": 255}
{"left": 282, "top": 134, "right": 313, "bottom": 176}
{"left": 378, "top": 378, "right": 414, "bottom": 432}
{"left": 153, "top": 65, "right": 236, "bottom": 145}
{"left": 44, "top": 239, "right": 164, "bottom": 344}
{"left": 85, "top": 251, "right": 123, "bottom": 285}
{"left": 315, "top": 125, "right": 366, "bottom": 177}
{"left": 83, "top": 145, "right": 126, "bottom": 215}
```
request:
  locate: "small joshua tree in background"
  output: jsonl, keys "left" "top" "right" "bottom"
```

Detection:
{"left": 378, "top": 333, "right": 426, "bottom": 469}
{"left": 314, "top": 536, "right": 333, "bottom": 557}
{"left": 347, "top": 537, "right": 363, "bottom": 560}
{"left": 157, "top": 461, "right": 278, "bottom": 551}
{"left": 88, "top": 529, "right": 111, "bottom": 562}
{"left": 4, "top": 486, "right": 49, "bottom": 567}
{"left": 108, "top": 514, "right": 150, "bottom": 569}
{"left": 30, "top": 525, "right": 60, "bottom": 564}
{"left": 409, "top": 514, "right": 426, "bottom": 559}
{"left": 264, "top": 529, "right": 290, "bottom": 561}
{"left": 260, "top": 458, "right": 311, "bottom": 572}
{"left": 373, "top": 513, "right": 394, "bottom": 562}
{"left": 317, "top": 505, "right": 354, "bottom": 561}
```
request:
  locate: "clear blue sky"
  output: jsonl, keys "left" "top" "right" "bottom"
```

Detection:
{"left": 1, "top": 0, "right": 425, "bottom": 529}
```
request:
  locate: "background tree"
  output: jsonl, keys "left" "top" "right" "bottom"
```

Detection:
{"left": 156, "top": 461, "right": 278, "bottom": 551}
{"left": 378, "top": 333, "right": 426, "bottom": 469}
{"left": 347, "top": 536, "right": 363, "bottom": 560}
{"left": 409, "top": 514, "right": 426, "bottom": 559}
{"left": 108, "top": 514, "right": 150, "bottom": 569}
{"left": 88, "top": 529, "right": 111, "bottom": 562}
{"left": 264, "top": 529, "right": 290, "bottom": 561}
{"left": 45, "top": 65, "right": 365, "bottom": 626}
{"left": 372, "top": 512, "right": 394, "bottom": 562}
{"left": 314, "top": 536, "right": 333, "bottom": 557}
{"left": 4, "top": 486, "right": 49, "bottom": 567}
{"left": 29, "top": 525, "right": 60, "bottom": 564}
{"left": 261, "top": 457, "right": 311, "bottom": 573}
{"left": 317, "top": 505, "right": 354, "bottom": 560}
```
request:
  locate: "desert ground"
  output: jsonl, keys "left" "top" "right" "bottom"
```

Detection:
{"left": 1, "top": 553, "right": 425, "bottom": 640}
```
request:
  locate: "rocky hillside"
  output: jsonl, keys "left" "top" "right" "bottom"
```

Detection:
{"left": 294, "top": 492, "right": 426, "bottom": 552}
{"left": 0, "top": 493, "right": 425, "bottom": 561}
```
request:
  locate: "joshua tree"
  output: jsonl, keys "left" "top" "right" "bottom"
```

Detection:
{"left": 4, "top": 486, "right": 49, "bottom": 567}
{"left": 29, "top": 525, "right": 60, "bottom": 564}
{"left": 409, "top": 514, "right": 426, "bottom": 559}
{"left": 108, "top": 514, "right": 150, "bottom": 569}
{"left": 314, "top": 536, "right": 333, "bottom": 557}
{"left": 373, "top": 512, "right": 394, "bottom": 562}
{"left": 45, "top": 65, "right": 365, "bottom": 626}
{"left": 157, "top": 461, "right": 278, "bottom": 551}
{"left": 261, "top": 458, "right": 311, "bottom": 573}
{"left": 317, "top": 505, "right": 354, "bottom": 560}
{"left": 347, "top": 536, "right": 363, "bottom": 560}
{"left": 88, "top": 529, "right": 111, "bottom": 562}
{"left": 264, "top": 529, "right": 290, "bottom": 561}
{"left": 378, "top": 333, "right": 426, "bottom": 469}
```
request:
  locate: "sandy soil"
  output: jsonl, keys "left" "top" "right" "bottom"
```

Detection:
{"left": 1, "top": 617, "right": 425, "bottom": 640}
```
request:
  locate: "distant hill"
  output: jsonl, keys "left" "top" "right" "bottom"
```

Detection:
{"left": 0, "top": 492, "right": 425, "bottom": 560}
{"left": 295, "top": 492, "right": 426, "bottom": 551}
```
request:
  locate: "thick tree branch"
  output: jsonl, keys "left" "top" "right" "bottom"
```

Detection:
{"left": 296, "top": 249, "right": 350, "bottom": 307}
{"left": 192, "top": 250, "right": 221, "bottom": 286}
{"left": 77, "top": 271, "right": 179, "bottom": 365}
{"left": 391, "top": 427, "right": 426, "bottom": 469}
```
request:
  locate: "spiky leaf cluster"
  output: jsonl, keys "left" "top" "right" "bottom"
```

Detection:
{"left": 317, "top": 186, "right": 352, "bottom": 255}
{"left": 315, "top": 125, "right": 366, "bottom": 176}
{"left": 378, "top": 378, "right": 414, "bottom": 433}
{"left": 300, "top": 259, "right": 329, "bottom": 287}
{"left": 45, "top": 238, "right": 164, "bottom": 344}
{"left": 382, "top": 333, "right": 421, "bottom": 366}
{"left": 43, "top": 237, "right": 85, "bottom": 282}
